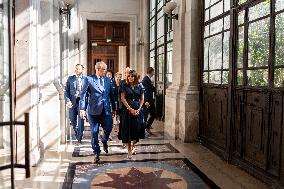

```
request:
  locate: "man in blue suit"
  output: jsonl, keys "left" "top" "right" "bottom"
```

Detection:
{"left": 79, "top": 61, "right": 116, "bottom": 163}
{"left": 64, "top": 64, "right": 86, "bottom": 143}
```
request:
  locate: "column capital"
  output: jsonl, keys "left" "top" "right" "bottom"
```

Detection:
{"left": 0, "top": 83, "right": 8, "bottom": 96}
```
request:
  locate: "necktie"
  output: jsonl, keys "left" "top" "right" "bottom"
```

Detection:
{"left": 99, "top": 77, "right": 103, "bottom": 87}
{"left": 77, "top": 77, "right": 82, "bottom": 92}
{"left": 76, "top": 76, "right": 82, "bottom": 97}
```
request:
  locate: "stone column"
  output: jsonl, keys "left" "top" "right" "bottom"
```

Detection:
{"left": 54, "top": 81, "right": 66, "bottom": 144}
{"left": 164, "top": 0, "right": 186, "bottom": 140}
{"left": 37, "top": 0, "right": 61, "bottom": 150}
{"left": 165, "top": 0, "right": 202, "bottom": 142}
{"left": 136, "top": 0, "right": 149, "bottom": 76}
{"left": 119, "top": 46, "right": 127, "bottom": 75}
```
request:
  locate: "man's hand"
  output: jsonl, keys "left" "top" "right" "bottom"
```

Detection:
{"left": 80, "top": 110, "right": 86, "bottom": 119}
{"left": 66, "top": 101, "right": 73, "bottom": 108}
{"left": 145, "top": 102, "right": 150, "bottom": 108}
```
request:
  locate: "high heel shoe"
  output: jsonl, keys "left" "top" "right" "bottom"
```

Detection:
{"left": 131, "top": 147, "right": 136, "bottom": 155}
{"left": 127, "top": 153, "right": 132, "bottom": 159}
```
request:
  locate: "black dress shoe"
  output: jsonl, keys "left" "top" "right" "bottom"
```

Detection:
{"left": 95, "top": 155, "right": 100, "bottom": 163}
{"left": 78, "top": 139, "right": 82, "bottom": 144}
{"left": 103, "top": 143, "right": 108, "bottom": 153}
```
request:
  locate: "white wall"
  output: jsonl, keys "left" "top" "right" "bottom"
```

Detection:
{"left": 0, "top": 0, "right": 150, "bottom": 167}
{"left": 64, "top": 0, "right": 148, "bottom": 77}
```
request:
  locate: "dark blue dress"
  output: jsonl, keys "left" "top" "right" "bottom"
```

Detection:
{"left": 121, "top": 83, "right": 145, "bottom": 143}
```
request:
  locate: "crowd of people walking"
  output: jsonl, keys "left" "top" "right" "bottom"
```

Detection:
{"left": 64, "top": 62, "right": 156, "bottom": 163}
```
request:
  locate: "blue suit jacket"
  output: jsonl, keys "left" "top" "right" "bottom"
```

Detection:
{"left": 79, "top": 75, "right": 116, "bottom": 115}
{"left": 64, "top": 75, "right": 86, "bottom": 107}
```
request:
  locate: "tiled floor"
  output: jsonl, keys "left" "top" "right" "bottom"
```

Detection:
{"left": 0, "top": 121, "right": 270, "bottom": 189}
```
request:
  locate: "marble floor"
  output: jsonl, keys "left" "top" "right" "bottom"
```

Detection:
{"left": 0, "top": 121, "right": 270, "bottom": 189}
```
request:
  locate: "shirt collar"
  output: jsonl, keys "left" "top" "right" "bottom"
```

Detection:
{"left": 96, "top": 75, "right": 104, "bottom": 79}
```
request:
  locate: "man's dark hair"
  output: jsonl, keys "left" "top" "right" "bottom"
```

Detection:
{"left": 107, "top": 69, "right": 114, "bottom": 79}
{"left": 76, "top": 63, "right": 84, "bottom": 69}
{"left": 147, "top": 67, "right": 154, "bottom": 74}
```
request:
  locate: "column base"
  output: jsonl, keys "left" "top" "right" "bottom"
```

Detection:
{"left": 165, "top": 85, "right": 200, "bottom": 142}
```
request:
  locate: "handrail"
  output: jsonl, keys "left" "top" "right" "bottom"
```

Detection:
{"left": 0, "top": 121, "right": 25, "bottom": 126}
{"left": 0, "top": 113, "right": 30, "bottom": 178}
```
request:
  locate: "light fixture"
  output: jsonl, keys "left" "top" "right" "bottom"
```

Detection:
{"left": 137, "top": 27, "right": 144, "bottom": 46}
{"left": 59, "top": 0, "right": 75, "bottom": 28}
{"left": 62, "top": 0, "right": 75, "bottom": 6}
{"left": 162, "top": 0, "right": 178, "bottom": 20}
{"left": 106, "top": 39, "right": 112, "bottom": 43}
{"left": 137, "top": 39, "right": 144, "bottom": 46}
{"left": 74, "top": 39, "right": 80, "bottom": 49}
{"left": 60, "top": 5, "right": 71, "bottom": 28}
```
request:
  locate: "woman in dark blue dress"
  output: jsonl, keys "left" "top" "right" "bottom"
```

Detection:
{"left": 120, "top": 70, "right": 145, "bottom": 159}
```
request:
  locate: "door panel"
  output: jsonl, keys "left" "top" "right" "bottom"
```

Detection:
{"left": 244, "top": 92, "right": 269, "bottom": 169}
{"left": 201, "top": 0, "right": 284, "bottom": 184}
{"left": 201, "top": 87, "right": 228, "bottom": 150}
{"left": 268, "top": 93, "right": 283, "bottom": 176}
{"left": 233, "top": 90, "right": 244, "bottom": 157}
{"left": 89, "top": 45, "right": 118, "bottom": 75}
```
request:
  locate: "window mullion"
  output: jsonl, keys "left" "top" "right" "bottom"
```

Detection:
{"left": 243, "top": 7, "right": 249, "bottom": 86}
{"left": 268, "top": 0, "right": 276, "bottom": 88}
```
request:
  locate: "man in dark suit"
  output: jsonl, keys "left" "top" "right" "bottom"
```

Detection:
{"left": 64, "top": 64, "right": 86, "bottom": 143}
{"left": 79, "top": 61, "right": 116, "bottom": 163}
{"left": 142, "top": 67, "right": 156, "bottom": 134}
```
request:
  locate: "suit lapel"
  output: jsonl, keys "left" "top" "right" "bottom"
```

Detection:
{"left": 81, "top": 76, "right": 85, "bottom": 89}
{"left": 101, "top": 77, "right": 106, "bottom": 92}
{"left": 72, "top": 75, "right": 77, "bottom": 89}
{"left": 93, "top": 75, "right": 104, "bottom": 93}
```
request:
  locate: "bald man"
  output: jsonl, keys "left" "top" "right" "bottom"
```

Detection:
{"left": 79, "top": 61, "right": 116, "bottom": 163}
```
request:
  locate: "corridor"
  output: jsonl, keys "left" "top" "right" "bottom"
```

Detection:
{"left": 1, "top": 0, "right": 284, "bottom": 188}
{"left": 0, "top": 122, "right": 269, "bottom": 189}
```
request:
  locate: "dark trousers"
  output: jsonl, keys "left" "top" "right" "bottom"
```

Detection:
{"left": 144, "top": 102, "right": 156, "bottom": 129}
{"left": 87, "top": 110, "right": 112, "bottom": 155}
{"left": 69, "top": 98, "right": 84, "bottom": 140}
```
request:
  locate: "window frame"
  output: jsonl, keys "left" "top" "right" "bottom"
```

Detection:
{"left": 148, "top": 0, "right": 173, "bottom": 86}
{"left": 203, "top": 0, "right": 284, "bottom": 89}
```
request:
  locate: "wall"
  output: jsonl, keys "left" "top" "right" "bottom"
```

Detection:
{"left": 165, "top": 0, "right": 202, "bottom": 142}
{"left": 65, "top": 0, "right": 149, "bottom": 77}
{"left": 13, "top": 0, "right": 62, "bottom": 165}
{"left": 0, "top": 0, "right": 150, "bottom": 166}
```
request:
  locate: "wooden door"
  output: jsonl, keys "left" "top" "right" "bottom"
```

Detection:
{"left": 201, "top": 0, "right": 284, "bottom": 184}
{"left": 87, "top": 20, "right": 130, "bottom": 76}
{"left": 88, "top": 45, "right": 118, "bottom": 76}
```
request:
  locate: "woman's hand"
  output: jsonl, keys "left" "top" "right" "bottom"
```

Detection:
{"left": 129, "top": 108, "right": 136, "bottom": 115}
{"left": 134, "top": 109, "right": 140, "bottom": 116}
